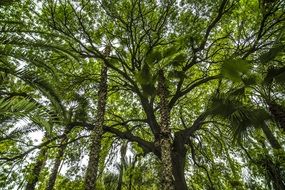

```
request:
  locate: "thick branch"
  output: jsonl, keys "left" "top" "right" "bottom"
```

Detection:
{"left": 103, "top": 125, "right": 159, "bottom": 156}
{"left": 169, "top": 75, "right": 221, "bottom": 109}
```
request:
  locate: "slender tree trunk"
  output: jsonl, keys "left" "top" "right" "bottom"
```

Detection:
{"left": 263, "top": 157, "right": 285, "bottom": 190}
{"left": 117, "top": 142, "right": 127, "bottom": 190}
{"left": 158, "top": 70, "right": 175, "bottom": 190}
{"left": 261, "top": 124, "right": 281, "bottom": 149}
{"left": 128, "top": 156, "right": 138, "bottom": 190}
{"left": 117, "top": 165, "right": 123, "bottom": 190}
{"left": 25, "top": 147, "right": 47, "bottom": 190}
{"left": 268, "top": 102, "right": 285, "bottom": 132}
{"left": 84, "top": 45, "right": 110, "bottom": 190}
{"left": 261, "top": 125, "right": 285, "bottom": 189}
{"left": 45, "top": 133, "right": 68, "bottom": 190}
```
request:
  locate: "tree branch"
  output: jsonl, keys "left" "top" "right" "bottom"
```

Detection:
{"left": 103, "top": 125, "right": 159, "bottom": 156}
{"left": 169, "top": 75, "right": 221, "bottom": 109}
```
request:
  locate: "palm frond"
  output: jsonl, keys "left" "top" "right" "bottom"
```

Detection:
{"left": 0, "top": 64, "right": 67, "bottom": 121}
{"left": 0, "top": 97, "right": 38, "bottom": 117}
{"left": 0, "top": 97, "right": 54, "bottom": 132}
{"left": 0, "top": 46, "right": 56, "bottom": 74}
{"left": 209, "top": 93, "right": 272, "bottom": 142}
{"left": 264, "top": 66, "right": 285, "bottom": 85}
{"left": 3, "top": 37, "right": 80, "bottom": 62}
{"left": 0, "top": 123, "right": 40, "bottom": 142}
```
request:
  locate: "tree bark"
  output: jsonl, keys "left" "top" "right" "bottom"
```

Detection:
{"left": 263, "top": 157, "right": 285, "bottom": 190}
{"left": 157, "top": 70, "right": 175, "bottom": 190}
{"left": 45, "top": 135, "right": 68, "bottom": 190}
{"left": 172, "top": 151, "right": 187, "bottom": 190}
{"left": 84, "top": 45, "right": 110, "bottom": 190}
{"left": 261, "top": 124, "right": 281, "bottom": 149}
{"left": 268, "top": 102, "right": 285, "bottom": 132}
{"left": 25, "top": 147, "right": 47, "bottom": 190}
{"left": 117, "top": 142, "right": 127, "bottom": 190}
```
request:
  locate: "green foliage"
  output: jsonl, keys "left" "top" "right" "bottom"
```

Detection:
{"left": 168, "top": 52, "right": 187, "bottom": 67}
{"left": 209, "top": 92, "right": 273, "bottom": 142}
{"left": 260, "top": 43, "right": 285, "bottom": 64}
{"left": 0, "top": 0, "right": 19, "bottom": 6}
{"left": 0, "top": 0, "right": 285, "bottom": 189}
{"left": 73, "top": 93, "right": 89, "bottom": 122}
{"left": 53, "top": 175, "right": 84, "bottom": 190}
{"left": 221, "top": 59, "right": 251, "bottom": 82}
{"left": 264, "top": 66, "right": 285, "bottom": 85}
{"left": 135, "top": 63, "right": 156, "bottom": 97}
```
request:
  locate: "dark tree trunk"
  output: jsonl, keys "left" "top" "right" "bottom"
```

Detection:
{"left": 84, "top": 45, "right": 110, "bottom": 190}
{"left": 45, "top": 137, "right": 68, "bottom": 190}
{"left": 263, "top": 158, "right": 285, "bottom": 190}
{"left": 269, "top": 102, "right": 285, "bottom": 132}
{"left": 25, "top": 147, "right": 47, "bottom": 190}
{"left": 172, "top": 134, "right": 188, "bottom": 190}
{"left": 172, "top": 152, "right": 187, "bottom": 190}
{"left": 158, "top": 70, "right": 175, "bottom": 190}
{"left": 261, "top": 124, "right": 281, "bottom": 149}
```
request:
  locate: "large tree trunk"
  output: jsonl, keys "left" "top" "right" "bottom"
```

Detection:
{"left": 172, "top": 134, "right": 188, "bottom": 190}
{"left": 158, "top": 70, "right": 175, "bottom": 190}
{"left": 45, "top": 134, "right": 68, "bottom": 190}
{"left": 25, "top": 147, "right": 47, "bottom": 190}
{"left": 172, "top": 152, "right": 187, "bottom": 190}
{"left": 268, "top": 102, "right": 285, "bottom": 132}
{"left": 84, "top": 45, "right": 110, "bottom": 190}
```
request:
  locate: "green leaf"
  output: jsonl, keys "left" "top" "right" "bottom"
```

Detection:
{"left": 264, "top": 66, "right": 285, "bottom": 85}
{"left": 162, "top": 46, "right": 178, "bottom": 57}
{"left": 221, "top": 59, "right": 250, "bottom": 82}
{"left": 229, "top": 87, "right": 245, "bottom": 97}
{"left": 242, "top": 74, "right": 258, "bottom": 86}
{"left": 0, "top": 0, "right": 18, "bottom": 6}
{"left": 168, "top": 70, "right": 186, "bottom": 79}
{"left": 135, "top": 63, "right": 152, "bottom": 85}
{"left": 169, "top": 53, "right": 187, "bottom": 67}
{"left": 260, "top": 44, "right": 284, "bottom": 64}
{"left": 145, "top": 50, "right": 162, "bottom": 64}
{"left": 275, "top": 72, "right": 285, "bottom": 85}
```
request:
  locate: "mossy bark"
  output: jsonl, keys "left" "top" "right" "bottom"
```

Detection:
{"left": 84, "top": 46, "right": 110, "bottom": 190}
{"left": 45, "top": 133, "right": 68, "bottom": 190}
{"left": 158, "top": 70, "right": 175, "bottom": 190}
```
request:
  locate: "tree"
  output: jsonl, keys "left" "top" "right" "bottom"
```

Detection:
{"left": 84, "top": 45, "right": 111, "bottom": 190}
{"left": 1, "top": 0, "right": 285, "bottom": 189}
